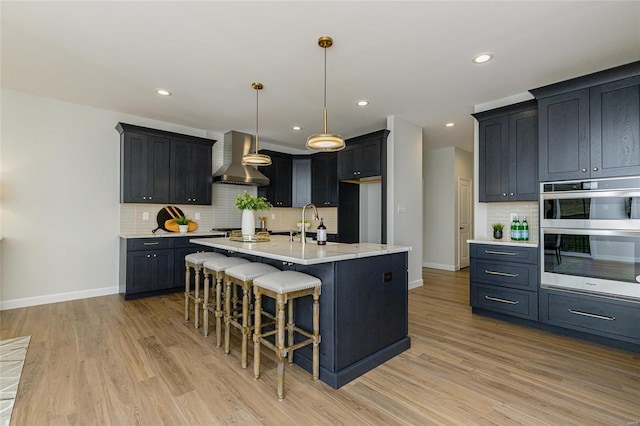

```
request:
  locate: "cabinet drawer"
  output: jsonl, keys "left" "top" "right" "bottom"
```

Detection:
{"left": 470, "top": 260, "right": 538, "bottom": 291}
{"left": 470, "top": 244, "right": 538, "bottom": 264}
{"left": 540, "top": 289, "right": 640, "bottom": 343}
{"left": 471, "top": 283, "right": 538, "bottom": 320}
{"left": 128, "top": 238, "right": 174, "bottom": 251}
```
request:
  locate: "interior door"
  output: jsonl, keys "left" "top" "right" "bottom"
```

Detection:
{"left": 458, "top": 177, "right": 472, "bottom": 269}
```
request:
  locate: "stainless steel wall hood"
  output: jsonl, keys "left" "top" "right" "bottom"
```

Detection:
{"left": 212, "top": 131, "right": 270, "bottom": 186}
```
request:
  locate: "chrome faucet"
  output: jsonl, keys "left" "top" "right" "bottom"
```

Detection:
{"left": 301, "top": 202, "right": 319, "bottom": 245}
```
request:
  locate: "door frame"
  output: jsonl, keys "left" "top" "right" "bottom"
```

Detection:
{"left": 457, "top": 177, "right": 473, "bottom": 269}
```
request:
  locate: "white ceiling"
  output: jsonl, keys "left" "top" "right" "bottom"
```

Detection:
{"left": 2, "top": 1, "right": 639, "bottom": 153}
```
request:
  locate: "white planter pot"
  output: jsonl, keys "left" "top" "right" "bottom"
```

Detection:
{"left": 179, "top": 224, "right": 188, "bottom": 234}
{"left": 241, "top": 209, "right": 255, "bottom": 237}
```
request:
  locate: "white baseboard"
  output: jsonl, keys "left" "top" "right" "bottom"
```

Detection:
{"left": 0, "top": 286, "right": 120, "bottom": 311}
{"left": 422, "top": 262, "right": 457, "bottom": 271}
{"left": 408, "top": 278, "right": 423, "bottom": 290}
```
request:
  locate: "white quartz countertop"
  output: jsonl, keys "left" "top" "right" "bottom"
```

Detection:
{"left": 120, "top": 231, "right": 226, "bottom": 239}
{"left": 190, "top": 235, "right": 411, "bottom": 265}
{"left": 467, "top": 238, "right": 539, "bottom": 248}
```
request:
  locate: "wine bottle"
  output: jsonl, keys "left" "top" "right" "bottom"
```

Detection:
{"left": 317, "top": 218, "right": 327, "bottom": 245}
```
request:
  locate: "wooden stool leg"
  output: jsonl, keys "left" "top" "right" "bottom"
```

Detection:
{"left": 215, "top": 274, "right": 223, "bottom": 347}
{"left": 184, "top": 265, "right": 191, "bottom": 322}
{"left": 194, "top": 268, "right": 201, "bottom": 329}
{"left": 241, "top": 283, "right": 250, "bottom": 368}
{"left": 312, "top": 290, "right": 321, "bottom": 381}
{"left": 224, "top": 279, "right": 232, "bottom": 355}
{"left": 203, "top": 273, "right": 210, "bottom": 336}
{"left": 287, "top": 299, "right": 294, "bottom": 364}
{"left": 276, "top": 294, "right": 286, "bottom": 400}
{"left": 253, "top": 290, "right": 263, "bottom": 380}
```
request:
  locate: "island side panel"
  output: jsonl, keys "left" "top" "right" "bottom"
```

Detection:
{"left": 292, "top": 252, "right": 410, "bottom": 388}
{"left": 335, "top": 252, "right": 409, "bottom": 369}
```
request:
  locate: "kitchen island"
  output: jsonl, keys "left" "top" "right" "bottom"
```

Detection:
{"left": 191, "top": 235, "right": 411, "bottom": 388}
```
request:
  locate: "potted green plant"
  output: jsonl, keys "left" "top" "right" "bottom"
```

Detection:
{"left": 235, "top": 191, "right": 272, "bottom": 237}
{"left": 492, "top": 223, "right": 504, "bottom": 239}
{"left": 176, "top": 216, "right": 191, "bottom": 234}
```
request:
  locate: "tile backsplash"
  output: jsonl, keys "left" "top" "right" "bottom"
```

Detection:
{"left": 120, "top": 192, "right": 338, "bottom": 235}
{"left": 485, "top": 201, "right": 539, "bottom": 242}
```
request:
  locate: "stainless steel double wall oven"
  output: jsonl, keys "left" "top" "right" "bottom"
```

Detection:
{"left": 540, "top": 176, "right": 640, "bottom": 301}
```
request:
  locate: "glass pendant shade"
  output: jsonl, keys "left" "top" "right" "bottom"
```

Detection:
{"left": 243, "top": 82, "right": 272, "bottom": 166}
{"left": 307, "top": 36, "right": 345, "bottom": 152}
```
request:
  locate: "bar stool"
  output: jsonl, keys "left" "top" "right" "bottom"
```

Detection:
{"left": 202, "top": 256, "right": 250, "bottom": 346}
{"left": 223, "top": 262, "right": 280, "bottom": 368}
{"left": 184, "top": 252, "right": 227, "bottom": 328}
{"left": 252, "top": 270, "right": 322, "bottom": 400}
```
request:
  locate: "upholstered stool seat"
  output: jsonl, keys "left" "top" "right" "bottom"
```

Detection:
{"left": 185, "top": 252, "right": 227, "bottom": 328}
{"left": 202, "top": 256, "right": 250, "bottom": 346}
{"left": 252, "top": 270, "right": 322, "bottom": 400}
{"left": 223, "top": 262, "right": 280, "bottom": 368}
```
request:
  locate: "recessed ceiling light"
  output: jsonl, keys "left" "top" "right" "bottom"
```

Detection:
{"left": 156, "top": 89, "right": 171, "bottom": 96}
{"left": 472, "top": 53, "right": 493, "bottom": 64}
{"left": 445, "top": 122, "right": 455, "bottom": 127}
{"left": 356, "top": 100, "right": 369, "bottom": 107}
{"left": 292, "top": 126, "right": 302, "bottom": 131}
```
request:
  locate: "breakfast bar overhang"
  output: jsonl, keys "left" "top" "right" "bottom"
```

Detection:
{"left": 190, "top": 236, "right": 411, "bottom": 389}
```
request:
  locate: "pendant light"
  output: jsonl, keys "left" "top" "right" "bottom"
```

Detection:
{"left": 242, "top": 82, "right": 272, "bottom": 166}
{"left": 306, "top": 36, "right": 345, "bottom": 152}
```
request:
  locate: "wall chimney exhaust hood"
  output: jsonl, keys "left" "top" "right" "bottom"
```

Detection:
{"left": 212, "top": 131, "right": 270, "bottom": 186}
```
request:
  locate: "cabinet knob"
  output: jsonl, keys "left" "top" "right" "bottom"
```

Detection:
{"left": 153, "top": 254, "right": 157, "bottom": 258}
{"left": 149, "top": 196, "right": 152, "bottom": 199}
{"left": 353, "top": 171, "right": 357, "bottom": 175}
{"left": 592, "top": 167, "right": 599, "bottom": 172}
{"left": 509, "top": 192, "right": 514, "bottom": 196}
{"left": 581, "top": 168, "right": 588, "bottom": 173}
{"left": 502, "top": 193, "right": 507, "bottom": 197}
{"left": 192, "top": 198, "right": 196, "bottom": 202}
{"left": 143, "top": 196, "right": 147, "bottom": 200}
{"left": 147, "top": 254, "right": 151, "bottom": 258}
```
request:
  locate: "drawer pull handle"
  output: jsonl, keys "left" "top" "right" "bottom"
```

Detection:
{"left": 485, "top": 270, "right": 518, "bottom": 278}
{"left": 143, "top": 242, "right": 160, "bottom": 246}
{"left": 484, "top": 250, "right": 517, "bottom": 256}
{"left": 568, "top": 309, "right": 615, "bottom": 321}
{"left": 485, "top": 296, "right": 519, "bottom": 305}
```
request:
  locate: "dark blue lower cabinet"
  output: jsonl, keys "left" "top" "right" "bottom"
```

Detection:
{"left": 539, "top": 288, "right": 640, "bottom": 345}
{"left": 471, "top": 283, "right": 538, "bottom": 320}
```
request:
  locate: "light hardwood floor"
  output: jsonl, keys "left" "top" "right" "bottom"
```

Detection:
{"left": 1, "top": 268, "right": 638, "bottom": 425}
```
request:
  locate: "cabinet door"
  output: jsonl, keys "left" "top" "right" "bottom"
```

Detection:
{"left": 337, "top": 145, "right": 358, "bottom": 180}
{"left": 508, "top": 109, "right": 538, "bottom": 201}
{"left": 126, "top": 249, "right": 174, "bottom": 294}
{"left": 311, "top": 153, "right": 338, "bottom": 206}
{"left": 358, "top": 139, "right": 381, "bottom": 178}
{"left": 275, "top": 155, "right": 292, "bottom": 207}
{"left": 121, "top": 133, "right": 170, "bottom": 203}
{"left": 292, "top": 158, "right": 311, "bottom": 207}
{"left": 590, "top": 76, "right": 640, "bottom": 178}
{"left": 478, "top": 116, "right": 508, "bottom": 202}
{"left": 170, "top": 140, "right": 212, "bottom": 205}
{"left": 258, "top": 153, "right": 292, "bottom": 207}
{"left": 188, "top": 142, "right": 213, "bottom": 205}
{"left": 538, "top": 88, "right": 590, "bottom": 181}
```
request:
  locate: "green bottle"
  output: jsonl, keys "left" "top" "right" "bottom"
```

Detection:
{"left": 522, "top": 216, "right": 529, "bottom": 241}
{"left": 511, "top": 216, "right": 517, "bottom": 240}
{"left": 516, "top": 218, "right": 524, "bottom": 241}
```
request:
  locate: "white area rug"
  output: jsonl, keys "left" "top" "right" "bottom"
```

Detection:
{"left": 0, "top": 336, "right": 30, "bottom": 426}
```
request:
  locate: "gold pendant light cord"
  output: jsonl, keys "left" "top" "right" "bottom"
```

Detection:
{"left": 255, "top": 85, "right": 260, "bottom": 153}
{"left": 323, "top": 46, "right": 328, "bottom": 134}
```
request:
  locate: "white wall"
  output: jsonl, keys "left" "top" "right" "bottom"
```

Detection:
{"left": 386, "top": 116, "right": 423, "bottom": 289}
{"left": 0, "top": 89, "right": 213, "bottom": 309}
{"left": 359, "top": 182, "right": 382, "bottom": 243}
{"left": 423, "top": 147, "right": 455, "bottom": 269}
{"left": 422, "top": 146, "right": 473, "bottom": 271}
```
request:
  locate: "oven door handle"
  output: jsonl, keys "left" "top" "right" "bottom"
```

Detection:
{"left": 541, "top": 228, "right": 640, "bottom": 238}
{"left": 541, "top": 189, "right": 640, "bottom": 200}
